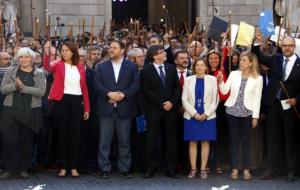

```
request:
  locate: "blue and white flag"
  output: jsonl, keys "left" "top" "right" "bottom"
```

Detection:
{"left": 258, "top": 10, "right": 275, "bottom": 37}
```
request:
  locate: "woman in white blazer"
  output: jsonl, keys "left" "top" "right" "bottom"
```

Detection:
{"left": 217, "top": 51, "right": 263, "bottom": 180}
{"left": 182, "top": 59, "right": 219, "bottom": 179}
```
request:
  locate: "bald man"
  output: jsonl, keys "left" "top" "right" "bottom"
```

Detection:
{"left": 252, "top": 34, "right": 300, "bottom": 182}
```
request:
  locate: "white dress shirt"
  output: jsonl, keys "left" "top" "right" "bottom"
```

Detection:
{"left": 112, "top": 58, "right": 123, "bottom": 82}
{"left": 283, "top": 54, "right": 296, "bottom": 81}
{"left": 177, "top": 68, "right": 188, "bottom": 79}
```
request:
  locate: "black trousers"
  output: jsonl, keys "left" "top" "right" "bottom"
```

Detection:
{"left": 227, "top": 114, "right": 252, "bottom": 170}
{"left": 54, "top": 94, "right": 83, "bottom": 170}
{"left": 210, "top": 102, "right": 230, "bottom": 169}
{"left": 130, "top": 118, "right": 146, "bottom": 172}
{"left": 1, "top": 119, "right": 35, "bottom": 172}
{"left": 265, "top": 101, "right": 297, "bottom": 172}
{"left": 145, "top": 110, "right": 178, "bottom": 172}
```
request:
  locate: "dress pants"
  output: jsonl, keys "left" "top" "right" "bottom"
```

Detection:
{"left": 265, "top": 101, "right": 297, "bottom": 172}
{"left": 98, "top": 109, "right": 131, "bottom": 172}
{"left": 145, "top": 110, "right": 178, "bottom": 172}
{"left": 54, "top": 94, "right": 83, "bottom": 170}
{"left": 227, "top": 114, "right": 252, "bottom": 169}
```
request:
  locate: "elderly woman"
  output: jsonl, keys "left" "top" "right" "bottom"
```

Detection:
{"left": 0, "top": 47, "right": 46, "bottom": 179}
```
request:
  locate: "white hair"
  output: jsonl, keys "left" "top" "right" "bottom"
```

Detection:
{"left": 127, "top": 48, "right": 143, "bottom": 58}
{"left": 78, "top": 48, "right": 88, "bottom": 56}
{"left": 16, "top": 47, "right": 36, "bottom": 60}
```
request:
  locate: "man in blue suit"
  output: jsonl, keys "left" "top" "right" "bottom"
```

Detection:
{"left": 94, "top": 40, "right": 140, "bottom": 179}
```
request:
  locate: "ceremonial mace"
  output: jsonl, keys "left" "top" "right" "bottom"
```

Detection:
{"left": 279, "top": 82, "right": 300, "bottom": 120}
{"left": 274, "top": 0, "right": 286, "bottom": 46}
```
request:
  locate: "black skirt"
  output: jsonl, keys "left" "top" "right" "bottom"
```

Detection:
{"left": 0, "top": 106, "right": 43, "bottom": 134}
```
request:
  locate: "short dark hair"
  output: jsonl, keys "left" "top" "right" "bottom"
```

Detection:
{"left": 174, "top": 50, "right": 188, "bottom": 60}
{"left": 109, "top": 40, "right": 125, "bottom": 49}
{"left": 149, "top": 34, "right": 163, "bottom": 43}
{"left": 147, "top": 45, "right": 164, "bottom": 63}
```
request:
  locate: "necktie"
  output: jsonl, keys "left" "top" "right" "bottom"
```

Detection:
{"left": 179, "top": 71, "right": 184, "bottom": 91}
{"left": 277, "top": 58, "right": 290, "bottom": 99}
{"left": 282, "top": 58, "right": 289, "bottom": 81}
{"left": 158, "top": 65, "right": 166, "bottom": 86}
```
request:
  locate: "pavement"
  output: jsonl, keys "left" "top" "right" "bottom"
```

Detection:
{"left": 0, "top": 171, "right": 299, "bottom": 190}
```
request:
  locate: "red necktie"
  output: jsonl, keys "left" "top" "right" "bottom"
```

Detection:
{"left": 179, "top": 71, "right": 184, "bottom": 91}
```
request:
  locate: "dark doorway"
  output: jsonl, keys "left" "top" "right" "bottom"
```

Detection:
{"left": 112, "top": 0, "right": 148, "bottom": 24}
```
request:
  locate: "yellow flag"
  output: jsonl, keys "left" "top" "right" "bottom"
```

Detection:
{"left": 235, "top": 21, "right": 255, "bottom": 47}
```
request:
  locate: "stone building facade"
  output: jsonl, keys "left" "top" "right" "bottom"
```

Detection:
{"left": 0, "top": 0, "right": 299, "bottom": 37}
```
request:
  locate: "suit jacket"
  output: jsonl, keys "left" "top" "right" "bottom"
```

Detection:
{"left": 182, "top": 75, "right": 219, "bottom": 120}
{"left": 94, "top": 59, "right": 140, "bottom": 118}
{"left": 141, "top": 63, "right": 181, "bottom": 114}
{"left": 219, "top": 70, "right": 263, "bottom": 119}
{"left": 252, "top": 45, "right": 300, "bottom": 106}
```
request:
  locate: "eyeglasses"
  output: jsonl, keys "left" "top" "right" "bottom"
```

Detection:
{"left": 282, "top": 44, "right": 295, "bottom": 48}
{"left": 155, "top": 50, "right": 165, "bottom": 55}
{"left": 136, "top": 55, "right": 145, "bottom": 59}
{"left": 1, "top": 58, "right": 10, "bottom": 60}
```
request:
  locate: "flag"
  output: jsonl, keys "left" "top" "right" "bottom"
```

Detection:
{"left": 207, "top": 16, "right": 228, "bottom": 43}
{"left": 295, "top": 38, "right": 300, "bottom": 57}
{"left": 235, "top": 21, "right": 255, "bottom": 47}
{"left": 230, "top": 24, "right": 239, "bottom": 47}
{"left": 270, "top": 26, "right": 286, "bottom": 44}
{"left": 258, "top": 10, "right": 275, "bottom": 37}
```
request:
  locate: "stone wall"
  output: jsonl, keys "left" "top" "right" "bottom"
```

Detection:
{"left": 47, "top": 0, "right": 111, "bottom": 38}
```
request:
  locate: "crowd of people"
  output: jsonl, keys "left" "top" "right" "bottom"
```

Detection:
{"left": 0, "top": 21, "right": 300, "bottom": 183}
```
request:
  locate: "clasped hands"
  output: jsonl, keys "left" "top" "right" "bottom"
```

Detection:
{"left": 107, "top": 91, "right": 125, "bottom": 104}
{"left": 194, "top": 113, "right": 208, "bottom": 122}
{"left": 15, "top": 77, "right": 24, "bottom": 90}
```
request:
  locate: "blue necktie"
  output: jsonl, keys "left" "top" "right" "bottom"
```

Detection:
{"left": 282, "top": 58, "right": 289, "bottom": 81}
{"left": 158, "top": 65, "right": 166, "bottom": 86}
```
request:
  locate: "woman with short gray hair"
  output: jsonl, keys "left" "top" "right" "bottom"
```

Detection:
{"left": 0, "top": 47, "right": 46, "bottom": 179}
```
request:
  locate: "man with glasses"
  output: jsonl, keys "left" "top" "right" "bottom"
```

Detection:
{"left": 253, "top": 32, "right": 300, "bottom": 182}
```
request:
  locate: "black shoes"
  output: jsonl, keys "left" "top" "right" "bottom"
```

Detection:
{"left": 286, "top": 172, "right": 295, "bottom": 182}
{"left": 99, "top": 171, "right": 109, "bottom": 179}
{"left": 260, "top": 170, "right": 275, "bottom": 180}
{"left": 0, "top": 172, "right": 12, "bottom": 180}
{"left": 143, "top": 170, "right": 154, "bottom": 178}
{"left": 166, "top": 170, "right": 179, "bottom": 179}
{"left": 121, "top": 171, "right": 133, "bottom": 179}
{"left": 19, "top": 171, "right": 29, "bottom": 179}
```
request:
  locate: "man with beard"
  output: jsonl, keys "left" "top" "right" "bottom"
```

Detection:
{"left": 174, "top": 50, "right": 193, "bottom": 170}
{"left": 95, "top": 41, "right": 140, "bottom": 179}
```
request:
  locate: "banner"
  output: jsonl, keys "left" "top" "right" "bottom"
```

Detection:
{"left": 235, "top": 21, "right": 255, "bottom": 47}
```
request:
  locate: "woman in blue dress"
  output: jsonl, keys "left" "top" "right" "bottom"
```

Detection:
{"left": 182, "top": 59, "right": 219, "bottom": 178}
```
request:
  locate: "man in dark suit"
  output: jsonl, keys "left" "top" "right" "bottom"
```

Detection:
{"left": 142, "top": 45, "right": 181, "bottom": 178}
{"left": 174, "top": 50, "right": 192, "bottom": 170}
{"left": 94, "top": 41, "right": 140, "bottom": 179}
{"left": 252, "top": 33, "right": 300, "bottom": 182}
